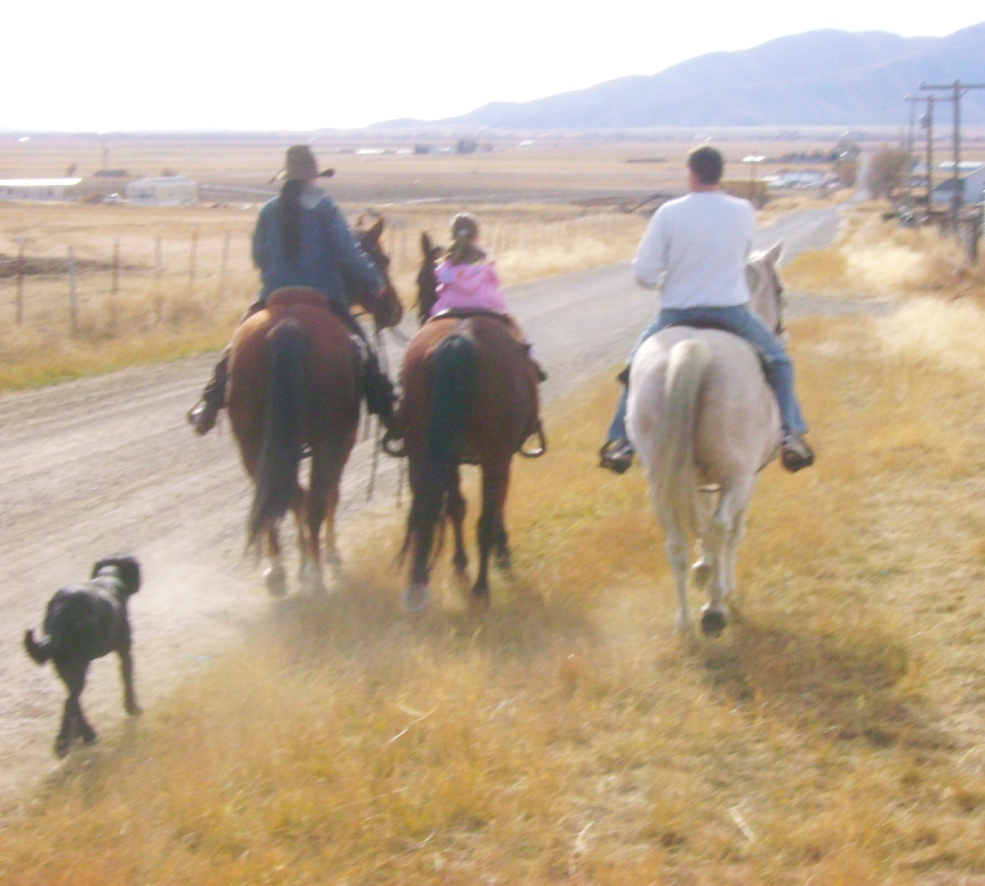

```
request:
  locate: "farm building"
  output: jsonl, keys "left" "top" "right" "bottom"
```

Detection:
{"left": 921, "top": 162, "right": 985, "bottom": 207}
{"left": 125, "top": 176, "right": 198, "bottom": 206}
{"left": 0, "top": 178, "right": 82, "bottom": 201}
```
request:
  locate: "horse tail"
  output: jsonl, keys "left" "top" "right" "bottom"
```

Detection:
{"left": 248, "top": 318, "right": 308, "bottom": 547}
{"left": 24, "top": 629, "right": 53, "bottom": 665}
{"left": 653, "top": 338, "right": 712, "bottom": 538}
{"left": 401, "top": 334, "right": 479, "bottom": 557}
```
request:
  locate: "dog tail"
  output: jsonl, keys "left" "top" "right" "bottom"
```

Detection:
{"left": 24, "top": 629, "right": 53, "bottom": 665}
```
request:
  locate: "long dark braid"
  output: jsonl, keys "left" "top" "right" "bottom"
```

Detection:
{"left": 446, "top": 212, "right": 486, "bottom": 265}
{"left": 280, "top": 179, "right": 305, "bottom": 264}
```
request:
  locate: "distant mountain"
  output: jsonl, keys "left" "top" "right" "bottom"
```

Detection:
{"left": 375, "top": 24, "right": 985, "bottom": 129}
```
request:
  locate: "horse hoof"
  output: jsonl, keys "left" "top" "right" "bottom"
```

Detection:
{"left": 264, "top": 564, "right": 287, "bottom": 598}
{"left": 495, "top": 548, "right": 512, "bottom": 571}
{"left": 404, "top": 582, "right": 429, "bottom": 613}
{"left": 691, "top": 560, "right": 711, "bottom": 588}
{"left": 470, "top": 585, "right": 491, "bottom": 610}
{"left": 300, "top": 565, "right": 327, "bottom": 598}
{"left": 700, "top": 608, "right": 728, "bottom": 638}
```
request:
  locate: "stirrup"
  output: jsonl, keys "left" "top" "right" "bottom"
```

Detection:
{"left": 599, "top": 438, "right": 634, "bottom": 474}
{"left": 382, "top": 426, "right": 407, "bottom": 458}
{"left": 519, "top": 421, "right": 547, "bottom": 458}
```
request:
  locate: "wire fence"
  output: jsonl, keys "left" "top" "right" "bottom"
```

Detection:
{"left": 0, "top": 211, "right": 644, "bottom": 339}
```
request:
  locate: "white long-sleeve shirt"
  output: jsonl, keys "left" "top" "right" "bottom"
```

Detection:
{"left": 631, "top": 191, "right": 756, "bottom": 309}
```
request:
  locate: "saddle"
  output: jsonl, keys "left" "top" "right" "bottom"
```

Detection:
{"left": 616, "top": 320, "right": 773, "bottom": 385}
{"left": 266, "top": 287, "right": 331, "bottom": 311}
{"left": 427, "top": 307, "right": 513, "bottom": 325}
{"left": 663, "top": 318, "right": 771, "bottom": 365}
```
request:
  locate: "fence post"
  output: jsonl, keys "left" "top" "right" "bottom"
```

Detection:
{"left": 68, "top": 246, "right": 78, "bottom": 336}
{"left": 111, "top": 234, "right": 120, "bottom": 298}
{"left": 15, "top": 237, "right": 24, "bottom": 325}
{"left": 189, "top": 226, "right": 198, "bottom": 296}
{"left": 218, "top": 229, "right": 230, "bottom": 300}
{"left": 154, "top": 236, "right": 163, "bottom": 323}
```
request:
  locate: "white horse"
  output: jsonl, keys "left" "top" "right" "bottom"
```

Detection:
{"left": 626, "top": 242, "right": 786, "bottom": 636}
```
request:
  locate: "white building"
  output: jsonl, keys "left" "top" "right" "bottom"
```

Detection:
{"left": 125, "top": 176, "right": 198, "bottom": 206}
{"left": 926, "top": 163, "right": 985, "bottom": 207}
{"left": 0, "top": 178, "right": 82, "bottom": 201}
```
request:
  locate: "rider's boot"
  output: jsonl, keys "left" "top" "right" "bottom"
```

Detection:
{"left": 781, "top": 433, "right": 814, "bottom": 472}
{"left": 187, "top": 351, "right": 229, "bottom": 436}
{"left": 599, "top": 438, "right": 634, "bottom": 474}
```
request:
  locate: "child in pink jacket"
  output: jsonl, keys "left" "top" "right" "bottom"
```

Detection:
{"left": 430, "top": 213, "right": 545, "bottom": 380}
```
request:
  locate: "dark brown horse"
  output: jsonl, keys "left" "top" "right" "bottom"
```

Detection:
{"left": 414, "top": 232, "right": 443, "bottom": 325}
{"left": 227, "top": 218, "right": 402, "bottom": 597}
{"left": 398, "top": 313, "right": 541, "bottom": 611}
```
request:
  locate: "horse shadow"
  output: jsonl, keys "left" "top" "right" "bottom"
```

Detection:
{"left": 688, "top": 610, "right": 951, "bottom": 752}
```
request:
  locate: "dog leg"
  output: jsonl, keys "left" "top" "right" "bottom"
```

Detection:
{"left": 54, "top": 659, "right": 93, "bottom": 757}
{"left": 119, "top": 647, "right": 141, "bottom": 716}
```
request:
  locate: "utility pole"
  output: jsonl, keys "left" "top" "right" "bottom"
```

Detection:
{"left": 903, "top": 95, "right": 922, "bottom": 212}
{"left": 920, "top": 80, "right": 985, "bottom": 230}
{"left": 920, "top": 95, "right": 936, "bottom": 216}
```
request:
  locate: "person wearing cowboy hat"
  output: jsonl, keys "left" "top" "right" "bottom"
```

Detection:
{"left": 187, "top": 144, "right": 397, "bottom": 435}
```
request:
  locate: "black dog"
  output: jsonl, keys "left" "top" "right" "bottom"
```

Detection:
{"left": 24, "top": 555, "right": 142, "bottom": 757}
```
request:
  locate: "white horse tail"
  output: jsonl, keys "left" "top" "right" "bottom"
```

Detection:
{"left": 653, "top": 338, "right": 712, "bottom": 538}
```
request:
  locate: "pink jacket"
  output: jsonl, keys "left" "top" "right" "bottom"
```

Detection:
{"left": 430, "top": 259, "right": 508, "bottom": 316}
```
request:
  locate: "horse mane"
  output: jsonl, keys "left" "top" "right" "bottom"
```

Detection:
{"left": 415, "top": 232, "right": 443, "bottom": 326}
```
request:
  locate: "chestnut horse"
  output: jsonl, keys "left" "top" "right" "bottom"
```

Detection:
{"left": 398, "top": 313, "right": 542, "bottom": 611}
{"left": 226, "top": 219, "right": 402, "bottom": 597}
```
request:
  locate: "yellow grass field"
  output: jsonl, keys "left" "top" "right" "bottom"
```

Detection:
{"left": 783, "top": 200, "right": 985, "bottom": 303}
{"left": 6, "top": 301, "right": 985, "bottom": 883}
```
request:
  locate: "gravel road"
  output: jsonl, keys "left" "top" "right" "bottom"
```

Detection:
{"left": 0, "top": 206, "right": 865, "bottom": 806}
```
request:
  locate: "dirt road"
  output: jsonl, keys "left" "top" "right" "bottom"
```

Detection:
{"left": 0, "top": 208, "right": 861, "bottom": 806}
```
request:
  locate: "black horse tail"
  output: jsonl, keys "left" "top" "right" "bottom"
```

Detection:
{"left": 24, "top": 629, "right": 53, "bottom": 665}
{"left": 402, "top": 334, "right": 479, "bottom": 557}
{"left": 248, "top": 319, "right": 308, "bottom": 548}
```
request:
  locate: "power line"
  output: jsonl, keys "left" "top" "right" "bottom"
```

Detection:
{"left": 920, "top": 80, "right": 985, "bottom": 228}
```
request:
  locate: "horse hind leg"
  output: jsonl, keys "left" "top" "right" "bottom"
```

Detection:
{"left": 299, "top": 445, "right": 347, "bottom": 597}
{"left": 263, "top": 525, "right": 288, "bottom": 598}
{"left": 447, "top": 470, "right": 468, "bottom": 578}
{"left": 700, "top": 477, "right": 754, "bottom": 637}
{"left": 473, "top": 461, "right": 510, "bottom": 606}
{"left": 661, "top": 517, "right": 693, "bottom": 632}
{"left": 690, "top": 492, "right": 718, "bottom": 588}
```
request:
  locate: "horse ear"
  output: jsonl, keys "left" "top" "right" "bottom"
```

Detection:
{"left": 368, "top": 217, "right": 385, "bottom": 240}
{"left": 421, "top": 231, "right": 432, "bottom": 255}
{"left": 766, "top": 241, "right": 783, "bottom": 264}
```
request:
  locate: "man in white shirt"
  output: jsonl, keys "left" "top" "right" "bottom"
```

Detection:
{"left": 600, "top": 145, "right": 813, "bottom": 474}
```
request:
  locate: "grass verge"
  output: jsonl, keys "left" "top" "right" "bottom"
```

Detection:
{"left": 6, "top": 309, "right": 985, "bottom": 883}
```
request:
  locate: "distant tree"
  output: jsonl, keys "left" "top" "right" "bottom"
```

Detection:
{"left": 866, "top": 145, "right": 911, "bottom": 199}
{"left": 834, "top": 154, "right": 858, "bottom": 187}
{"left": 455, "top": 138, "right": 478, "bottom": 155}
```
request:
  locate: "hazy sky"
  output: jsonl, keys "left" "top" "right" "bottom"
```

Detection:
{"left": 3, "top": 1, "right": 983, "bottom": 131}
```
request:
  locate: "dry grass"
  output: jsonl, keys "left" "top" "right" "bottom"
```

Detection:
{"left": 783, "top": 200, "right": 985, "bottom": 301}
{"left": 6, "top": 308, "right": 985, "bottom": 883}
{"left": 0, "top": 200, "right": 647, "bottom": 390}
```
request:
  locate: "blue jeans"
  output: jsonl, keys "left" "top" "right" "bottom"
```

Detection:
{"left": 606, "top": 304, "right": 808, "bottom": 442}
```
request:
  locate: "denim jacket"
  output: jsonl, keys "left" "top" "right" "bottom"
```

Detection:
{"left": 252, "top": 184, "right": 381, "bottom": 309}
